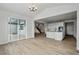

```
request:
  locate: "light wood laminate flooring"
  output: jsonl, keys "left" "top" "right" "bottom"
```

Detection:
{"left": 0, "top": 35, "right": 78, "bottom": 55}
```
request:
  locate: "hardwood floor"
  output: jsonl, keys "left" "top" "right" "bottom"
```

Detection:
{"left": 0, "top": 35, "right": 78, "bottom": 55}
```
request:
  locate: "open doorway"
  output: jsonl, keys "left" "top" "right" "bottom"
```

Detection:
{"left": 64, "top": 19, "right": 77, "bottom": 40}
{"left": 65, "top": 22, "right": 74, "bottom": 36}
{"left": 34, "top": 21, "right": 46, "bottom": 38}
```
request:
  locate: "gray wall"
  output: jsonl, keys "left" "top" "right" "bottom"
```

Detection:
{"left": 27, "top": 19, "right": 34, "bottom": 38}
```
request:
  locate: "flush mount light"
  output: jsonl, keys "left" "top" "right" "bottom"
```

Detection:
{"left": 29, "top": 5, "right": 38, "bottom": 12}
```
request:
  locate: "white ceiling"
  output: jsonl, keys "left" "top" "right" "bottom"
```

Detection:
{"left": 0, "top": 3, "right": 78, "bottom": 18}
{"left": 36, "top": 11, "right": 77, "bottom": 23}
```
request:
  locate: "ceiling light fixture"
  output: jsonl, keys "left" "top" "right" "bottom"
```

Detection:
{"left": 29, "top": 5, "right": 38, "bottom": 12}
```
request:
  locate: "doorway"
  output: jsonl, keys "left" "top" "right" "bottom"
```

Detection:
{"left": 64, "top": 21, "right": 76, "bottom": 41}
{"left": 65, "top": 22, "right": 74, "bottom": 36}
{"left": 34, "top": 21, "right": 46, "bottom": 38}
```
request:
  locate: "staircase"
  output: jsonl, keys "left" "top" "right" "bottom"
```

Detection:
{"left": 35, "top": 26, "right": 42, "bottom": 33}
{"left": 35, "top": 22, "right": 46, "bottom": 37}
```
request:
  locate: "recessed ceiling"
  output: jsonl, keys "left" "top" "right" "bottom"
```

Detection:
{"left": 0, "top": 3, "right": 78, "bottom": 18}
{"left": 36, "top": 11, "right": 77, "bottom": 23}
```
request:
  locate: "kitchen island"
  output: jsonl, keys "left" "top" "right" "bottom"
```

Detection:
{"left": 46, "top": 31, "right": 64, "bottom": 41}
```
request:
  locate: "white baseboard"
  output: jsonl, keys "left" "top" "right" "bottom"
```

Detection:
{"left": 0, "top": 41, "right": 9, "bottom": 45}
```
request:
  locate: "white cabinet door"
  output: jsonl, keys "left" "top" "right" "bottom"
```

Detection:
{"left": 55, "top": 32, "right": 63, "bottom": 41}
{"left": 46, "top": 32, "right": 55, "bottom": 39}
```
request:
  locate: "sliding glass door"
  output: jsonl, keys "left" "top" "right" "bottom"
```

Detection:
{"left": 19, "top": 19, "right": 26, "bottom": 39}
{"left": 8, "top": 17, "right": 26, "bottom": 42}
